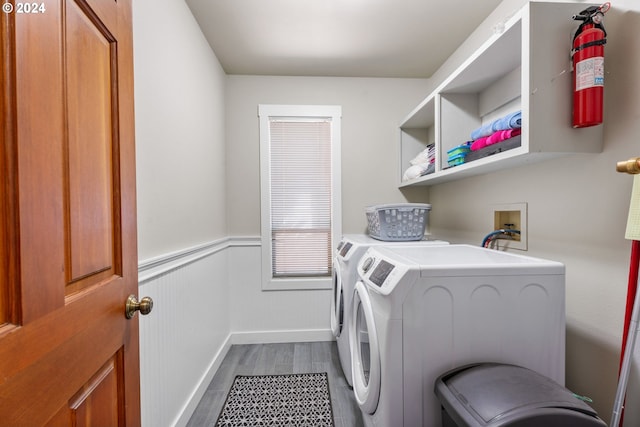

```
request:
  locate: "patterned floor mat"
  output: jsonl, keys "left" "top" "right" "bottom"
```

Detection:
{"left": 215, "top": 373, "right": 334, "bottom": 426}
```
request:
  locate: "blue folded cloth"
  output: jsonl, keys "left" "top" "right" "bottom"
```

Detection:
{"left": 470, "top": 123, "right": 494, "bottom": 140}
{"left": 470, "top": 110, "right": 521, "bottom": 140}
{"left": 492, "top": 111, "right": 521, "bottom": 132}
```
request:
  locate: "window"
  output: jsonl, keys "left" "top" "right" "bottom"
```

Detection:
{"left": 259, "top": 105, "right": 342, "bottom": 290}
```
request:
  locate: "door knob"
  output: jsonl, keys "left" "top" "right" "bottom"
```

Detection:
{"left": 125, "top": 294, "right": 153, "bottom": 319}
{"left": 616, "top": 157, "right": 640, "bottom": 174}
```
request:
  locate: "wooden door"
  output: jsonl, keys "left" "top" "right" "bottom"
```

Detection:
{"left": 0, "top": 0, "right": 140, "bottom": 425}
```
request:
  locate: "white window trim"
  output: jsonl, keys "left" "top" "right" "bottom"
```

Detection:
{"left": 259, "top": 104, "right": 342, "bottom": 291}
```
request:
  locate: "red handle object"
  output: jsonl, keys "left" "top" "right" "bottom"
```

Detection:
{"left": 571, "top": 3, "right": 608, "bottom": 128}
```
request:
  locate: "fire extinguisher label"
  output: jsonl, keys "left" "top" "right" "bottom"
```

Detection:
{"left": 576, "top": 56, "right": 604, "bottom": 91}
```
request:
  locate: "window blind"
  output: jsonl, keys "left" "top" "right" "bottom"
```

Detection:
{"left": 269, "top": 119, "right": 332, "bottom": 277}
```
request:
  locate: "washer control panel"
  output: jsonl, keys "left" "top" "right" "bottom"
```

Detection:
{"left": 339, "top": 242, "right": 353, "bottom": 258}
{"left": 361, "top": 256, "right": 375, "bottom": 273}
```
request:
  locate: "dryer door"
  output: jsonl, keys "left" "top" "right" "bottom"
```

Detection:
{"left": 330, "top": 261, "right": 343, "bottom": 337}
{"left": 349, "top": 281, "right": 381, "bottom": 414}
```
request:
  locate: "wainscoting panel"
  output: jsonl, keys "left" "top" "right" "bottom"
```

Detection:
{"left": 139, "top": 240, "right": 232, "bottom": 427}
{"left": 228, "top": 243, "right": 333, "bottom": 341}
{"left": 138, "top": 237, "right": 335, "bottom": 427}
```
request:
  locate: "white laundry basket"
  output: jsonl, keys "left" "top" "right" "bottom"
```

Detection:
{"left": 365, "top": 203, "right": 431, "bottom": 241}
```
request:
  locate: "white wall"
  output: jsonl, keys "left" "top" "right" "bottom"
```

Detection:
{"left": 223, "top": 76, "right": 433, "bottom": 339}
{"left": 225, "top": 75, "right": 432, "bottom": 237}
{"left": 228, "top": 242, "right": 333, "bottom": 341}
{"left": 132, "top": 1, "right": 231, "bottom": 426}
{"left": 133, "top": 0, "right": 227, "bottom": 261}
{"left": 422, "top": 1, "right": 640, "bottom": 423}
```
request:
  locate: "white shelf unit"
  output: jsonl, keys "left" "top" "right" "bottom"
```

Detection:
{"left": 399, "top": 2, "right": 603, "bottom": 187}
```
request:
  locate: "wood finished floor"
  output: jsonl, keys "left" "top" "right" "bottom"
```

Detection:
{"left": 186, "top": 341, "right": 364, "bottom": 427}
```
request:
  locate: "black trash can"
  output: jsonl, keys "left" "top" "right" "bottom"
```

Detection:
{"left": 434, "top": 363, "right": 607, "bottom": 427}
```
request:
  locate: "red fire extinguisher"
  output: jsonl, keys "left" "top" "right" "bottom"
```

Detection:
{"left": 571, "top": 2, "right": 610, "bottom": 128}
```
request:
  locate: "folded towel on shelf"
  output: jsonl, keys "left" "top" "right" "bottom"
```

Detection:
{"left": 470, "top": 123, "right": 494, "bottom": 141}
{"left": 470, "top": 110, "right": 522, "bottom": 141}
{"left": 486, "top": 127, "right": 521, "bottom": 145}
{"left": 471, "top": 128, "right": 521, "bottom": 151}
{"left": 471, "top": 136, "right": 490, "bottom": 151}
{"left": 491, "top": 110, "right": 522, "bottom": 132}
{"left": 403, "top": 163, "right": 434, "bottom": 181}
{"left": 410, "top": 144, "right": 435, "bottom": 166}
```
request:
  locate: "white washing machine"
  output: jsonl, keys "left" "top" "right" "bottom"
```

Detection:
{"left": 349, "top": 244, "right": 565, "bottom": 427}
{"left": 330, "top": 235, "right": 448, "bottom": 386}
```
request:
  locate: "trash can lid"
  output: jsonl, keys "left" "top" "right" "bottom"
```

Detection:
{"left": 437, "top": 363, "right": 599, "bottom": 424}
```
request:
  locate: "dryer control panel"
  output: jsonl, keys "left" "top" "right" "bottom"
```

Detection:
{"left": 358, "top": 248, "right": 415, "bottom": 295}
{"left": 369, "top": 260, "right": 395, "bottom": 287}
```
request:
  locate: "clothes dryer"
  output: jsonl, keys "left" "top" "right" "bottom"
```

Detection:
{"left": 330, "top": 235, "right": 448, "bottom": 386}
{"left": 349, "top": 244, "right": 565, "bottom": 427}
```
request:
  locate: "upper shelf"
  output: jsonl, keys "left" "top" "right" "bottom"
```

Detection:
{"left": 398, "top": 1, "right": 603, "bottom": 187}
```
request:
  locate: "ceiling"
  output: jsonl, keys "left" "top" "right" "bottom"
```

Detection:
{"left": 185, "top": 0, "right": 504, "bottom": 79}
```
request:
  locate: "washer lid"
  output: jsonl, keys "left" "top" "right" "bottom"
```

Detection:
{"left": 379, "top": 244, "right": 564, "bottom": 277}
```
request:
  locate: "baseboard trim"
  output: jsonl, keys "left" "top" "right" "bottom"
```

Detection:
{"left": 230, "top": 329, "right": 334, "bottom": 345}
{"left": 173, "top": 333, "right": 233, "bottom": 427}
